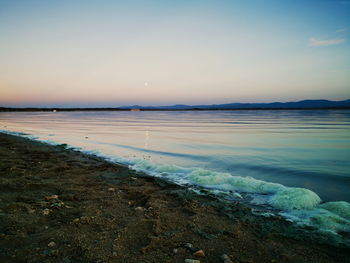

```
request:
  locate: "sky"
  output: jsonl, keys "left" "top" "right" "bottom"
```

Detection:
{"left": 0, "top": 0, "right": 349, "bottom": 107}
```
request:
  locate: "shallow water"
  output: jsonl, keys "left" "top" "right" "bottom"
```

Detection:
{"left": 1, "top": 110, "right": 350, "bottom": 237}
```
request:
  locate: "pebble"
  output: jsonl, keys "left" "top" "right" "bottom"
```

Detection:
{"left": 185, "top": 259, "right": 200, "bottom": 263}
{"left": 221, "top": 254, "right": 233, "bottom": 263}
{"left": 185, "top": 243, "right": 193, "bottom": 249}
{"left": 45, "top": 195, "right": 58, "bottom": 200}
{"left": 48, "top": 241, "right": 56, "bottom": 247}
{"left": 43, "top": 209, "right": 50, "bottom": 215}
{"left": 173, "top": 248, "right": 178, "bottom": 254}
{"left": 108, "top": 188, "right": 115, "bottom": 192}
{"left": 135, "top": 206, "right": 144, "bottom": 211}
{"left": 193, "top": 250, "right": 205, "bottom": 257}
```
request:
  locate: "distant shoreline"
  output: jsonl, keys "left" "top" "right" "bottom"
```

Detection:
{"left": 1, "top": 106, "right": 350, "bottom": 112}
{"left": 2, "top": 99, "right": 350, "bottom": 111}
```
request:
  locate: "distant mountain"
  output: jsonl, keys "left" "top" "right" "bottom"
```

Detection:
{"left": 1, "top": 99, "right": 350, "bottom": 112}
{"left": 121, "top": 99, "right": 350, "bottom": 110}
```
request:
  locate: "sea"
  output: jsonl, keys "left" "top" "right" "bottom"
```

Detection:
{"left": 1, "top": 110, "right": 350, "bottom": 239}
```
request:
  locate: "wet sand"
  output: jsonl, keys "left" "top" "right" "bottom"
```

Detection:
{"left": 0, "top": 132, "right": 349, "bottom": 263}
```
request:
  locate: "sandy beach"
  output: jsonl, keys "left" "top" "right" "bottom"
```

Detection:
{"left": 0, "top": 132, "right": 349, "bottom": 263}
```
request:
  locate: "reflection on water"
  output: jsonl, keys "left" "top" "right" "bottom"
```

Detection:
{"left": 1, "top": 110, "right": 350, "bottom": 201}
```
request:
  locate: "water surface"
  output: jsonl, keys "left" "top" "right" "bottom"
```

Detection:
{"left": 1, "top": 110, "right": 349, "bottom": 202}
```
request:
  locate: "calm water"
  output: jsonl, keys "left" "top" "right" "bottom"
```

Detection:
{"left": 1, "top": 110, "right": 350, "bottom": 202}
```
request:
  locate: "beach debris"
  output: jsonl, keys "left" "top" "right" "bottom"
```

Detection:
{"left": 42, "top": 208, "right": 50, "bottom": 215}
{"left": 45, "top": 195, "right": 58, "bottom": 201}
{"left": 44, "top": 194, "right": 65, "bottom": 209}
{"left": 185, "top": 259, "right": 200, "bottom": 263}
{"left": 193, "top": 249, "right": 205, "bottom": 257}
{"left": 48, "top": 241, "right": 56, "bottom": 247}
{"left": 50, "top": 200, "right": 64, "bottom": 208}
{"left": 221, "top": 254, "right": 233, "bottom": 263}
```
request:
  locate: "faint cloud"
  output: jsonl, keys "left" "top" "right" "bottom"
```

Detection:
{"left": 309, "top": 37, "right": 346, "bottom": 47}
{"left": 336, "top": 28, "right": 346, "bottom": 33}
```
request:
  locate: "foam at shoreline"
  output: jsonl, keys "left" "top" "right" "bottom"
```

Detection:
{"left": 1, "top": 129, "right": 350, "bottom": 242}
{"left": 128, "top": 158, "right": 350, "bottom": 234}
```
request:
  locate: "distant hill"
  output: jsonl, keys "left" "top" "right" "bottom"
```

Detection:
{"left": 1, "top": 99, "right": 350, "bottom": 111}
{"left": 120, "top": 99, "right": 350, "bottom": 110}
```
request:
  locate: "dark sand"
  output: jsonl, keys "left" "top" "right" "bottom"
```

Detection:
{"left": 0, "top": 133, "right": 349, "bottom": 263}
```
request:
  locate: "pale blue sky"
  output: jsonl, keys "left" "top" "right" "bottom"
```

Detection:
{"left": 0, "top": 0, "right": 349, "bottom": 107}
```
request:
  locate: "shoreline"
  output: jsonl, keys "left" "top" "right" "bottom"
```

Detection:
{"left": 0, "top": 132, "right": 349, "bottom": 262}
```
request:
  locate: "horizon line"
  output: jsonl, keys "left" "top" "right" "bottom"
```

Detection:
{"left": 1, "top": 98, "right": 350, "bottom": 111}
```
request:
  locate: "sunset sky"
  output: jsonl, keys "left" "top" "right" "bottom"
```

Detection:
{"left": 0, "top": 0, "right": 349, "bottom": 107}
